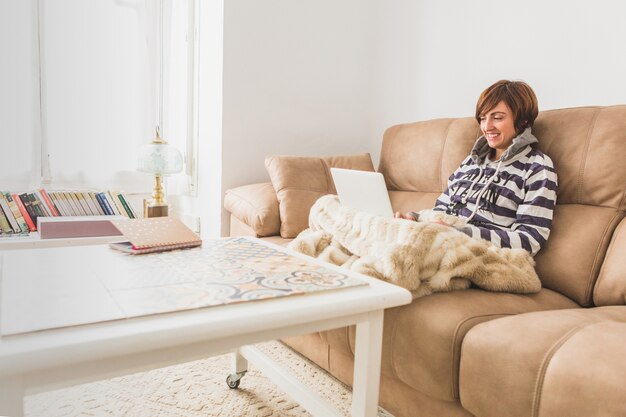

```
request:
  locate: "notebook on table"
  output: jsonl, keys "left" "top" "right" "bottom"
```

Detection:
{"left": 330, "top": 167, "right": 394, "bottom": 217}
{"left": 109, "top": 217, "right": 202, "bottom": 254}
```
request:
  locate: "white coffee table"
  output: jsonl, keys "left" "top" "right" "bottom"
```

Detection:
{"left": 0, "top": 237, "right": 411, "bottom": 417}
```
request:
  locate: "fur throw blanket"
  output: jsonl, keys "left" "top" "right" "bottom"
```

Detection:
{"left": 288, "top": 195, "right": 541, "bottom": 299}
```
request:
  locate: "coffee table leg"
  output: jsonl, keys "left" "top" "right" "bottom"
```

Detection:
{"left": 351, "top": 310, "right": 384, "bottom": 417}
{"left": 0, "top": 376, "right": 24, "bottom": 417}
{"left": 227, "top": 349, "right": 248, "bottom": 389}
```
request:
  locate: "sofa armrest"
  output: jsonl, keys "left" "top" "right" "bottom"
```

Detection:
{"left": 224, "top": 182, "right": 280, "bottom": 237}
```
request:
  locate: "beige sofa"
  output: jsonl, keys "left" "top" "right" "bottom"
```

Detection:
{"left": 224, "top": 105, "right": 626, "bottom": 417}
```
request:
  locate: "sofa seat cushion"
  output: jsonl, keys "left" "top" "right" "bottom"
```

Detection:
{"left": 259, "top": 235, "right": 292, "bottom": 247}
{"left": 460, "top": 306, "right": 626, "bottom": 417}
{"left": 320, "top": 288, "right": 578, "bottom": 402}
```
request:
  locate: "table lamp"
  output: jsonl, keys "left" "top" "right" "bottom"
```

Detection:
{"left": 137, "top": 127, "right": 183, "bottom": 217}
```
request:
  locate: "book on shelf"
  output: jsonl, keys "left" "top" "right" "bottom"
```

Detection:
{"left": 12, "top": 193, "right": 36, "bottom": 231}
{"left": 104, "top": 191, "right": 122, "bottom": 216}
{"left": 95, "top": 192, "right": 114, "bottom": 215}
{"left": 72, "top": 192, "right": 89, "bottom": 216}
{"left": 108, "top": 191, "right": 129, "bottom": 218}
{"left": 85, "top": 192, "right": 101, "bottom": 215}
{"left": 0, "top": 201, "right": 14, "bottom": 234}
{"left": 33, "top": 190, "right": 53, "bottom": 217}
{"left": 38, "top": 188, "right": 61, "bottom": 216}
{"left": 0, "top": 189, "right": 143, "bottom": 237}
{"left": 19, "top": 193, "right": 41, "bottom": 226}
{"left": 2, "top": 193, "right": 30, "bottom": 233}
{"left": 61, "top": 192, "right": 79, "bottom": 216}
{"left": 57, "top": 192, "right": 74, "bottom": 216}
{"left": 109, "top": 217, "right": 201, "bottom": 255}
{"left": 49, "top": 192, "right": 69, "bottom": 216}
{"left": 88, "top": 192, "right": 105, "bottom": 216}
{"left": 0, "top": 193, "right": 22, "bottom": 233}
{"left": 126, "top": 196, "right": 141, "bottom": 219}
{"left": 79, "top": 192, "right": 97, "bottom": 216}
{"left": 32, "top": 192, "right": 47, "bottom": 218}
{"left": 115, "top": 191, "right": 136, "bottom": 219}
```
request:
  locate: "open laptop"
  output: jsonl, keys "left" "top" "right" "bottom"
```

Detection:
{"left": 330, "top": 167, "right": 394, "bottom": 217}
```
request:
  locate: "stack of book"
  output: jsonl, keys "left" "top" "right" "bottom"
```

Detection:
{"left": 0, "top": 189, "right": 141, "bottom": 237}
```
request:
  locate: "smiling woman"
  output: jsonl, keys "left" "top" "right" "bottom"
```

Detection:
{"left": 395, "top": 80, "right": 558, "bottom": 256}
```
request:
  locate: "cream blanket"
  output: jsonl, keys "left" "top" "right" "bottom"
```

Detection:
{"left": 288, "top": 195, "right": 541, "bottom": 299}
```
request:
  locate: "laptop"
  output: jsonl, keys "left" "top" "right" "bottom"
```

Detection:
{"left": 330, "top": 167, "right": 394, "bottom": 217}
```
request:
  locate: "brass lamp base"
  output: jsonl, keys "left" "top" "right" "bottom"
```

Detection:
{"left": 144, "top": 174, "right": 170, "bottom": 218}
{"left": 144, "top": 200, "right": 170, "bottom": 218}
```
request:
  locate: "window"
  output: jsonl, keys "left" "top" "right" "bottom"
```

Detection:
{"left": 1, "top": 0, "right": 198, "bottom": 200}
{"left": 1, "top": 0, "right": 41, "bottom": 191}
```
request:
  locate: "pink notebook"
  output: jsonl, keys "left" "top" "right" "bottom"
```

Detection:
{"left": 109, "top": 217, "right": 202, "bottom": 254}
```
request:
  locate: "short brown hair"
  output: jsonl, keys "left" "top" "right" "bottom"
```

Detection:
{"left": 475, "top": 80, "right": 539, "bottom": 134}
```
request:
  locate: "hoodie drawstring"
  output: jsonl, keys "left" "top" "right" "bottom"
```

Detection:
{"left": 465, "top": 160, "right": 502, "bottom": 222}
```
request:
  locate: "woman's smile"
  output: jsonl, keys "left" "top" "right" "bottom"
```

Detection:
{"left": 486, "top": 131, "right": 503, "bottom": 145}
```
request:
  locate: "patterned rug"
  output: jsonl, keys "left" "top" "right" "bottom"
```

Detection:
{"left": 25, "top": 341, "right": 394, "bottom": 417}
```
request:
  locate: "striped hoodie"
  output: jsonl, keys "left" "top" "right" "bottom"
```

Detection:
{"left": 432, "top": 127, "right": 558, "bottom": 256}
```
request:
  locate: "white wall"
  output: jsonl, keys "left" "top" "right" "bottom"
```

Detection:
{"left": 222, "top": 0, "right": 378, "bottom": 184}
{"left": 372, "top": 0, "right": 626, "bottom": 162}
{"left": 197, "top": 0, "right": 224, "bottom": 238}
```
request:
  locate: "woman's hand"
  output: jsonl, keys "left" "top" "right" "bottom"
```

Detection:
{"left": 394, "top": 212, "right": 417, "bottom": 221}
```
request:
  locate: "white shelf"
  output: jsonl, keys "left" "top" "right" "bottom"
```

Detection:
{"left": 0, "top": 233, "right": 124, "bottom": 250}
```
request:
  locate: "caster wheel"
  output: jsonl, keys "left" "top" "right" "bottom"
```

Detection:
{"left": 226, "top": 375, "right": 241, "bottom": 389}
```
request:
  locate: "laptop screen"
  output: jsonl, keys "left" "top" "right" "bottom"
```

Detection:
{"left": 330, "top": 168, "right": 394, "bottom": 217}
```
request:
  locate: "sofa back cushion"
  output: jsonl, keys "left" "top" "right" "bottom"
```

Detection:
{"left": 379, "top": 118, "right": 479, "bottom": 196}
{"left": 379, "top": 105, "right": 626, "bottom": 306}
{"left": 533, "top": 106, "right": 626, "bottom": 208}
{"left": 265, "top": 153, "right": 374, "bottom": 238}
{"left": 594, "top": 218, "right": 626, "bottom": 306}
{"left": 533, "top": 106, "right": 626, "bottom": 305}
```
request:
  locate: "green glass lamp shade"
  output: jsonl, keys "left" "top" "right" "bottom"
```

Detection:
{"left": 137, "top": 136, "right": 183, "bottom": 175}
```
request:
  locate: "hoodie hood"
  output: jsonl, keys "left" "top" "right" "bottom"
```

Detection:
{"left": 470, "top": 127, "right": 538, "bottom": 164}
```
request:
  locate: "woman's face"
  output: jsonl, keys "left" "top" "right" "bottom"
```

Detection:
{"left": 479, "top": 101, "right": 517, "bottom": 159}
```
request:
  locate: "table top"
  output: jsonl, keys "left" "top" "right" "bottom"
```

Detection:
{"left": 1, "top": 237, "right": 368, "bottom": 336}
{"left": 0, "top": 237, "right": 412, "bottom": 377}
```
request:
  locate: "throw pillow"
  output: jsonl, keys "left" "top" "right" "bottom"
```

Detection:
{"left": 265, "top": 153, "right": 375, "bottom": 238}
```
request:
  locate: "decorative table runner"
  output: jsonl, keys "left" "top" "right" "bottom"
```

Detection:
{"left": 1, "top": 237, "right": 367, "bottom": 335}
{"left": 104, "top": 237, "right": 366, "bottom": 316}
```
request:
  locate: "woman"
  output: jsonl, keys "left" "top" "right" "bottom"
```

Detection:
{"left": 395, "top": 80, "right": 558, "bottom": 256}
